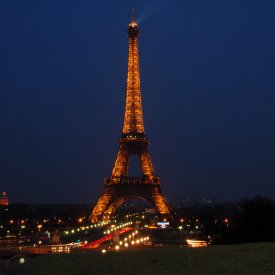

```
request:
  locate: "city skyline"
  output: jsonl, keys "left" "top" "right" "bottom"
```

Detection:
{"left": 1, "top": 0, "right": 275, "bottom": 203}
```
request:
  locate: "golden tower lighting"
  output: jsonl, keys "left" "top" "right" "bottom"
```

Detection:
{"left": 90, "top": 11, "right": 170, "bottom": 222}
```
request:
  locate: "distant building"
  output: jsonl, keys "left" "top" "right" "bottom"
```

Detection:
{"left": 0, "top": 192, "right": 9, "bottom": 206}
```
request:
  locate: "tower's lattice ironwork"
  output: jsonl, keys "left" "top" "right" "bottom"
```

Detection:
{"left": 90, "top": 14, "right": 170, "bottom": 222}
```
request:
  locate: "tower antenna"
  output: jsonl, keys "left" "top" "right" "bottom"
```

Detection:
{"left": 132, "top": 4, "right": 135, "bottom": 21}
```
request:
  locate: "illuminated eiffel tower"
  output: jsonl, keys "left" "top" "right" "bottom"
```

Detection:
{"left": 90, "top": 11, "right": 170, "bottom": 222}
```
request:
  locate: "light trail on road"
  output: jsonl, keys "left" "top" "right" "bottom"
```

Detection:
{"left": 85, "top": 227, "right": 133, "bottom": 249}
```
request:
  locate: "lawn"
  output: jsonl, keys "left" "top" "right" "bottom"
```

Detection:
{"left": 6, "top": 242, "right": 275, "bottom": 275}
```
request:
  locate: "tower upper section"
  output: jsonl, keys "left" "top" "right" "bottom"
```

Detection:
{"left": 122, "top": 17, "right": 145, "bottom": 135}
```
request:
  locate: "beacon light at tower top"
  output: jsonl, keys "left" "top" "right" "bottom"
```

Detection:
{"left": 129, "top": 21, "right": 138, "bottom": 28}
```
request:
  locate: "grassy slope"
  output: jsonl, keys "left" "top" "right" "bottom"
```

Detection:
{"left": 7, "top": 242, "right": 275, "bottom": 275}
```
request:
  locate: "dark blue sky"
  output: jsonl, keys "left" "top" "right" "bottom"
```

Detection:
{"left": 0, "top": 0, "right": 275, "bottom": 203}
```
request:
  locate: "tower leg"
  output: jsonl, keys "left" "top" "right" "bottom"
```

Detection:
{"left": 151, "top": 187, "right": 170, "bottom": 215}
{"left": 111, "top": 144, "right": 129, "bottom": 178}
{"left": 139, "top": 151, "right": 155, "bottom": 179}
{"left": 89, "top": 190, "right": 112, "bottom": 222}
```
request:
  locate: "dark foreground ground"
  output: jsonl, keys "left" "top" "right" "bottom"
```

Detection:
{"left": 5, "top": 242, "right": 275, "bottom": 275}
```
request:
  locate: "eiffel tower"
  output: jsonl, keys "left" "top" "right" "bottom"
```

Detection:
{"left": 90, "top": 11, "right": 170, "bottom": 222}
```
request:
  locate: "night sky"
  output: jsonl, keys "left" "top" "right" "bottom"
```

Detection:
{"left": 0, "top": 0, "right": 275, "bottom": 203}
